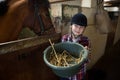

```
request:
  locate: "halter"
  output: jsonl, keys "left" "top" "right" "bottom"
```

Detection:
{"left": 33, "top": 1, "right": 45, "bottom": 35}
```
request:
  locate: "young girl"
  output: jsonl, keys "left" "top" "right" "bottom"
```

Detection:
{"left": 61, "top": 13, "right": 91, "bottom": 80}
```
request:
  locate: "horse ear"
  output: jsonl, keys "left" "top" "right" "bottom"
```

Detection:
{"left": 0, "top": 0, "right": 9, "bottom": 16}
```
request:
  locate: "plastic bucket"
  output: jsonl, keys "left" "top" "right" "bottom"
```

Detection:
{"left": 43, "top": 42, "right": 88, "bottom": 78}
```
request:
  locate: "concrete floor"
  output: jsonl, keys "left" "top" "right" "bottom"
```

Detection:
{"left": 87, "top": 39, "right": 120, "bottom": 80}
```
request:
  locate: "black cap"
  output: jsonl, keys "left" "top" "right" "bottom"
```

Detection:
{"left": 71, "top": 13, "right": 87, "bottom": 27}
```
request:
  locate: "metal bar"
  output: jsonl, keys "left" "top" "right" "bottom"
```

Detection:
{"left": 0, "top": 33, "right": 60, "bottom": 54}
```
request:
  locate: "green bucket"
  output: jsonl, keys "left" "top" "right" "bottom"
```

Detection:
{"left": 43, "top": 42, "right": 88, "bottom": 78}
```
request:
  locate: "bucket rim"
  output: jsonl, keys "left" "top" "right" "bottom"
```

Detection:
{"left": 43, "top": 42, "right": 88, "bottom": 70}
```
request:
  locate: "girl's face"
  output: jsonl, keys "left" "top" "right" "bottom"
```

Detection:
{"left": 71, "top": 24, "right": 85, "bottom": 36}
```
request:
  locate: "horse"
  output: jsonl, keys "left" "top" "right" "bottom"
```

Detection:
{"left": 0, "top": 0, "right": 55, "bottom": 43}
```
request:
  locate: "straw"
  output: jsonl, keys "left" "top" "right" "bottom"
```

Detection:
{"left": 48, "top": 39, "right": 59, "bottom": 61}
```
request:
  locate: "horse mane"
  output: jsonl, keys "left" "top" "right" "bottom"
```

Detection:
{"left": 0, "top": 0, "right": 9, "bottom": 16}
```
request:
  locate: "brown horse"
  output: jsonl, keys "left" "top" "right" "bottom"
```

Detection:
{"left": 0, "top": 0, "right": 54, "bottom": 43}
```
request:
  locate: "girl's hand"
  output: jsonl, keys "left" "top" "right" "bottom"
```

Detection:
{"left": 84, "top": 46, "right": 90, "bottom": 51}
{"left": 84, "top": 46, "right": 88, "bottom": 49}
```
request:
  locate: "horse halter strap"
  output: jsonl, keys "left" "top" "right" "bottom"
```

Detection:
{"left": 33, "top": 1, "right": 45, "bottom": 35}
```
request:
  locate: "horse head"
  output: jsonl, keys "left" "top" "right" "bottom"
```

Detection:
{"left": 23, "top": 0, "right": 54, "bottom": 35}
{"left": 0, "top": 0, "right": 55, "bottom": 43}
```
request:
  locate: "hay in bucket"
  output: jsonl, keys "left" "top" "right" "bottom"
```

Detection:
{"left": 43, "top": 42, "right": 88, "bottom": 78}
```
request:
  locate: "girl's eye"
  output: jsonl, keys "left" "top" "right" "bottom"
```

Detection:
{"left": 75, "top": 26, "right": 79, "bottom": 28}
{"left": 74, "top": 25, "right": 81, "bottom": 28}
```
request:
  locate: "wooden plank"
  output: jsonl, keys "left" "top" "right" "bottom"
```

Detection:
{"left": 0, "top": 33, "right": 61, "bottom": 54}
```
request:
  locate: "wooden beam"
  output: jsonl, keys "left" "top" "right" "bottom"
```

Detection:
{"left": 0, "top": 33, "right": 61, "bottom": 54}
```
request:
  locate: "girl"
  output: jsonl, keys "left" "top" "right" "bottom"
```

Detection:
{"left": 61, "top": 13, "right": 91, "bottom": 80}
